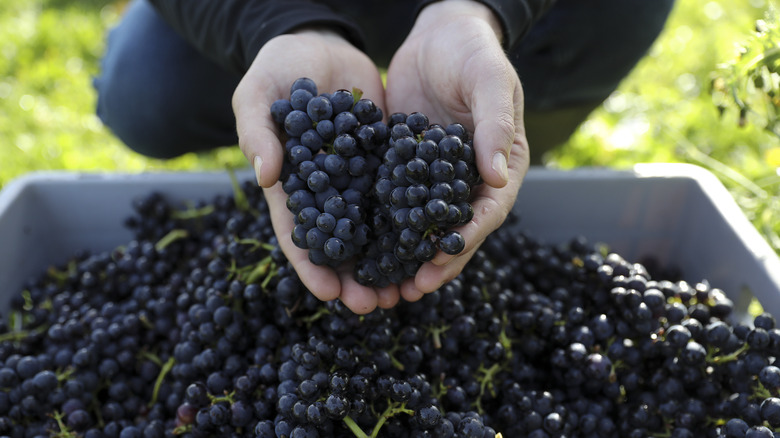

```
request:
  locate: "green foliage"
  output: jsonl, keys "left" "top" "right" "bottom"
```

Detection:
{"left": 547, "top": 0, "right": 780, "bottom": 253}
{"left": 712, "top": 7, "right": 780, "bottom": 137}
{"left": 708, "top": 8, "right": 780, "bottom": 251}
{"left": 0, "top": 0, "right": 245, "bottom": 187}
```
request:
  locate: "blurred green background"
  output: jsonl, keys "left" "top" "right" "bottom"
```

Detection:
{"left": 0, "top": 0, "right": 778, "bottom": 253}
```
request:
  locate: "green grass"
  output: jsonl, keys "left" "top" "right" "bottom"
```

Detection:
{"left": 0, "top": 0, "right": 245, "bottom": 187}
{"left": 0, "top": 0, "right": 778, "bottom": 252}
{"left": 547, "top": 0, "right": 780, "bottom": 252}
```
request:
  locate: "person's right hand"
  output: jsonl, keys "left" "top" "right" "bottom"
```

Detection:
{"left": 384, "top": 0, "right": 529, "bottom": 303}
{"left": 232, "top": 29, "right": 397, "bottom": 314}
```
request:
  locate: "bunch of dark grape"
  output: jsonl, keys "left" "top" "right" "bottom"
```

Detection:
{"left": 271, "top": 77, "right": 385, "bottom": 268}
{"left": 4, "top": 176, "right": 780, "bottom": 438}
{"left": 270, "top": 78, "right": 481, "bottom": 286}
{"left": 356, "top": 111, "right": 480, "bottom": 287}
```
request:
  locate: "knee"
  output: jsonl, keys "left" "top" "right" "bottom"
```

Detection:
{"left": 93, "top": 0, "right": 238, "bottom": 158}
{"left": 95, "top": 73, "right": 195, "bottom": 159}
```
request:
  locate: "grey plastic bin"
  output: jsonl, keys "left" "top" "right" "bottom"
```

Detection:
{"left": 1, "top": 163, "right": 778, "bottom": 319}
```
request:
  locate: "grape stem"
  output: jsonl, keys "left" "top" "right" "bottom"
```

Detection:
{"left": 46, "top": 260, "right": 77, "bottom": 285}
{"left": 234, "top": 237, "right": 276, "bottom": 253}
{"left": 343, "top": 400, "right": 414, "bottom": 438}
{"left": 708, "top": 343, "right": 749, "bottom": 364}
{"left": 209, "top": 389, "right": 237, "bottom": 404}
{"left": 426, "top": 324, "right": 450, "bottom": 349}
{"left": 498, "top": 313, "right": 514, "bottom": 360}
{"left": 0, "top": 324, "right": 47, "bottom": 343}
{"left": 56, "top": 366, "right": 75, "bottom": 383}
{"left": 753, "top": 381, "right": 773, "bottom": 400}
{"left": 351, "top": 87, "right": 363, "bottom": 105}
{"left": 172, "top": 424, "right": 192, "bottom": 435}
{"left": 148, "top": 356, "right": 176, "bottom": 408}
{"left": 155, "top": 229, "right": 189, "bottom": 251}
{"left": 49, "top": 411, "right": 79, "bottom": 438}
{"left": 228, "top": 166, "right": 258, "bottom": 216}
{"left": 300, "top": 306, "right": 331, "bottom": 327}
{"left": 244, "top": 255, "right": 275, "bottom": 284}
{"left": 170, "top": 205, "right": 214, "bottom": 220}
{"left": 370, "top": 401, "right": 414, "bottom": 437}
{"left": 342, "top": 416, "right": 370, "bottom": 438}
{"left": 474, "top": 362, "right": 503, "bottom": 414}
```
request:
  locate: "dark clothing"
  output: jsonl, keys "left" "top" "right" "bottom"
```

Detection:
{"left": 145, "top": 0, "right": 557, "bottom": 75}
{"left": 94, "top": 0, "right": 675, "bottom": 158}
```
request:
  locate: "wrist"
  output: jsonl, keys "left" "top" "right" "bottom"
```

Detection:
{"left": 419, "top": 0, "right": 503, "bottom": 44}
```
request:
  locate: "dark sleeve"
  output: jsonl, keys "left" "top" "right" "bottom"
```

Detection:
{"left": 417, "top": 0, "right": 557, "bottom": 51}
{"left": 147, "top": 0, "right": 366, "bottom": 75}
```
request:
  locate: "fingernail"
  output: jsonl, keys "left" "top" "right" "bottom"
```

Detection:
{"left": 492, "top": 152, "right": 509, "bottom": 182}
{"left": 253, "top": 155, "right": 263, "bottom": 186}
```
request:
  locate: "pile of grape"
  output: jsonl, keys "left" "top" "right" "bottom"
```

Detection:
{"left": 2, "top": 177, "right": 780, "bottom": 438}
{"left": 271, "top": 78, "right": 480, "bottom": 287}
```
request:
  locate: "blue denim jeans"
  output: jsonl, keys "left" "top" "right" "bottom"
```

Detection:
{"left": 94, "top": 0, "right": 675, "bottom": 158}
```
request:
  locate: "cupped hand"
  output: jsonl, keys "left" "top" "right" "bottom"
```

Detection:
{"left": 232, "top": 29, "right": 399, "bottom": 314}
{"left": 384, "top": 0, "right": 530, "bottom": 301}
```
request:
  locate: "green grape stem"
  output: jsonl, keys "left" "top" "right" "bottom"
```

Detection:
{"left": 753, "top": 380, "right": 774, "bottom": 400}
{"left": 474, "top": 362, "right": 503, "bottom": 415}
{"left": 169, "top": 205, "right": 214, "bottom": 220}
{"left": 343, "top": 400, "right": 415, "bottom": 438}
{"left": 300, "top": 306, "right": 331, "bottom": 327}
{"left": 498, "top": 314, "right": 514, "bottom": 361}
{"left": 49, "top": 411, "right": 79, "bottom": 438}
{"left": 342, "top": 416, "right": 370, "bottom": 438}
{"left": 155, "top": 229, "right": 189, "bottom": 252}
{"left": 209, "top": 390, "right": 236, "bottom": 405}
{"left": 46, "top": 260, "right": 77, "bottom": 286}
{"left": 351, "top": 87, "right": 364, "bottom": 105}
{"left": 56, "top": 367, "right": 75, "bottom": 383}
{"left": 228, "top": 166, "right": 256, "bottom": 215}
{"left": 244, "top": 255, "right": 275, "bottom": 284}
{"left": 708, "top": 343, "right": 750, "bottom": 364}
{"left": 172, "top": 424, "right": 192, "bottom": 435}
{"left": 0, "top": 325, "right": 46, "bottom": 343}
{"left": 148, "top": 356, "right": 176, "bottom": 408}
{"left": 426, "top": 324, "right": 450, "bottom": 350}
{"left": 234, "top": 238, "right": 276, "bottom": 253}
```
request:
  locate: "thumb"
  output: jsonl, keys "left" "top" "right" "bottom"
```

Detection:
{"left": 233, "top": 83, "right": 284, "bottom": 188}
{"left": 469, "top": 67, "right": 525, "bottom": 189}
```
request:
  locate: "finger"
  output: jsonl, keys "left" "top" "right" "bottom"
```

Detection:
{"left": 467, "top": 60, "right": 525, "bottom": 189}
{"left": 430, "top": 185, "right": 505, "bottom": 267}
{"left": 337, "top": 269, "right": 380, "bottom": 315}
{"left": 233, "top": 81, "right": 285, "bottom": 188}
{"left": 376, "top": 284, "right": 401, "bottom": 309}
{"left": 400, "top": 278, "right": 425, "bottom": 303}
{"left": 263, "top": 183, "right": 342, "bottom": 301}
{"left": 431, "top": 142, "right": 529, "bottom": 267}
{"left": 415, "top": 243, "right": 482, "bottom": 293}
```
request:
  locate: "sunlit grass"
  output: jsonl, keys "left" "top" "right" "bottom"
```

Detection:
{"left": 547, "top": 0, "right": 780, "bottom": 253}
{"left": 0, "top": 0, "right": 245, "bottom": 187}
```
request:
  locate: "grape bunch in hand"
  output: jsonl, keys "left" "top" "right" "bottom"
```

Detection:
{"left": 270, "top": 78, "right": 482, "bottom": 287}
{"left": 271, "top": 78, "right": 385, "bottom": 268}
{"left": 356, "top": 112, "right": 481, "bottom": 287}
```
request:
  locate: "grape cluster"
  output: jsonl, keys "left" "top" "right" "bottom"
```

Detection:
{"left": 270, "top": 78, "right": 481, "bottom": 286}
{"left": 356, "top": 112, "right": 479, "bottom": 287}
{"left": 3, "top": 178, "right": 780, "bottom": 437}
{"left": 273, "top": 78, "right": 382, "bottom": 268}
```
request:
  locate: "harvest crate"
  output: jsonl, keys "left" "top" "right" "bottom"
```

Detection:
{"left": 0, "top": 163, "right": 778, "bottom": 319}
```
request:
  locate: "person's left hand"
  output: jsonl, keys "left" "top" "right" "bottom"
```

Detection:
{"left": 384, "top": 0, "right": 530, "bottom": 302}
{"left": 232, "top": 28, "right": 400, "bottom": 314}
